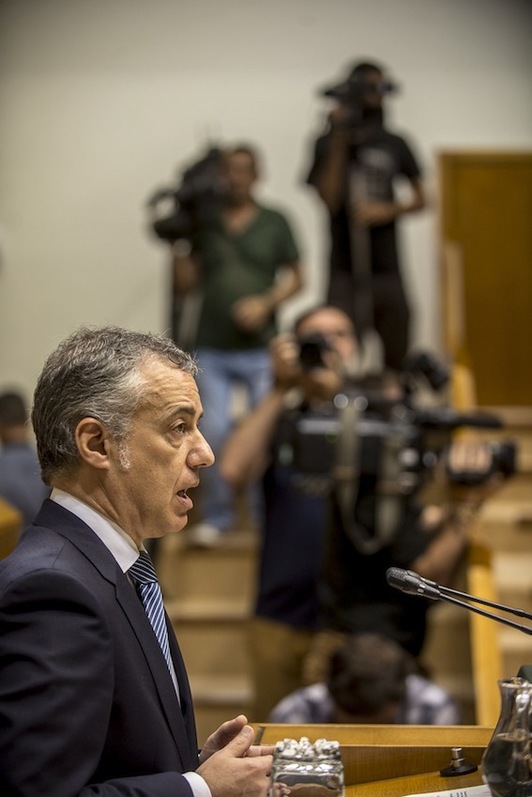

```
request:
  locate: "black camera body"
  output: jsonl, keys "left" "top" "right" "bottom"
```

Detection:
{"left": 147, "top": 146, "right": 226, "bottom": 243}
{"left": 282, "top": 342, "right": 518, "bottom": 495}
{"left": 298, "top": 332, "right": 333, "bottom": 372}
{"left": 322, "top": 72, "right": 397, "bottom": 132}
{"left": 278, "top": 348, "right": 517, "bottom": 553}
{"left": 283, "top": 396, "right": 516, "bottom": 496}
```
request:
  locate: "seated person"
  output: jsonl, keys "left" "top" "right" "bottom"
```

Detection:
{"left": 268, "top": 632, "right": 461, "bottom": 725}
{"left": 0, "top": 389, "right": 49, "bottom": 526}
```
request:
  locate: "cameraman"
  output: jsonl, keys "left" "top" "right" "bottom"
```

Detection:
{"left": 221, "top": 305, "right": 501, "bottom": 721}
{"left": 174, "top": 144, "right": 304, "bottom": 546}
{"left": 221, "top": 305, "right": 359, "bottom": 720}
{"left": 306, "top": 60, "right": 426, "bottom": 371}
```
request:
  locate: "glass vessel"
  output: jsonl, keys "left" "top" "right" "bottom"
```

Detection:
{"left": 482, "top": 677, "right": 532, "bottom": 797}
{"left": 269, "top": 736, "right": 344, "bottom": 797}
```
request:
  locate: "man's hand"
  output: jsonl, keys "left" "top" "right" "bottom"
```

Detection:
{"left": 269, "top": 333, "right": 302, "bottom": 391}
{"left": 352, "top": 199, "right": 399, "bottom": 228}
{"left": 198, "top": 715, "right": 273, "bottom": 797}
{"left": 445, "top": 439, "right": 504, "bottom": 504}
{"left": 231, "top": 295, "right": 272, "bottom": 332}
{"left": 269, "top": 333, "right": 345, "bottom": 400}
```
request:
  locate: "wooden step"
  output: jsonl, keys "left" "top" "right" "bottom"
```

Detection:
{"left": 158, "top": 530, "right": 258, "bottom": 603}
{"left": 167, "top": 597, "right": 250, "bottom": 623}
{"left": 492, "top": 552, "right": 532, "bottom": 613}
{"left": 190, "top": 673, "right": 252, "bottom": 706}
{"left": 498, "top": 629, "right": 532, "bottom": 678}
{"left": 422, "top": 602, "right": 472, "bottom": 677}
{"left": 189, "top": 674, "right": 253, "bottom": 748}
{"left": 471, "top": 500, "right": 532, "bottom": 552}
{"left": 169, "top": 614, "right": 252, "bottom": 677}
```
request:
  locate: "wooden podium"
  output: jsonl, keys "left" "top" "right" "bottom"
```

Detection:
{"left": 254, "top": 724, "right": 493, "bottom": 796}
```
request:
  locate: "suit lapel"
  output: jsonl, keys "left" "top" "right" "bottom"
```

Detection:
{"left": 115, "top": 577, "right": 198, "bottom": 768}
{"left": 166, "top": 618, "right": 198, "bottom": 759}
{"left": 33, "top": 500, "right": 198, "bottom": 770}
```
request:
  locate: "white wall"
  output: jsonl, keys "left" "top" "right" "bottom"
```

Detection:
{"left": 1, "top": 0, "right": 531, "bottom": 398}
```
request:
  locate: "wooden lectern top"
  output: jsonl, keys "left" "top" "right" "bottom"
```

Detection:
{"left": 254, "top": 724, "right": 493, "bottom": 797}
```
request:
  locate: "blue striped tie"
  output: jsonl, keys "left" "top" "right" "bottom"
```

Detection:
{"left": 129, "top": 551, "right": 174, "bottom": 676}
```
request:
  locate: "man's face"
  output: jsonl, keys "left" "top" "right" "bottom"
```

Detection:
{"left": 105, "top": 358, "right": 214, "bottom": 544}
{"left": 359, "top": 69, "right": 386, "bottom": 110}
{"left": 222, "top": 151, "right": 257, "bottom": 203}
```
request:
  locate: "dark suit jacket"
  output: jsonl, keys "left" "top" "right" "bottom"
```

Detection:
{"left": 0, "top": 499, "right": 199, "bottom": 796}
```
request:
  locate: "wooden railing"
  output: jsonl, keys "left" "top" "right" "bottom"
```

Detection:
{"left": 467, "top": 543, "right": 503, "bottom": 726}
{"left": 0, "top": 498, "right": 22, "bottom": 560}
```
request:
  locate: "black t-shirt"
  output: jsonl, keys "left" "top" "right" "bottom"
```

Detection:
{"left": 255, "top": 415, "right": 328, "bottom": 631}
{"left": 256, "top": 402, "right": 433, "bottom": 655}
{"left": 307, "top": 126, "right": 422, "bottom": 278}
{"left": 318, "top": 493, "right": 432, "bottom": 657}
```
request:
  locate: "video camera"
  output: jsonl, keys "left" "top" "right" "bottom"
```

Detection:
{"left": 277, "top": 347, "right": 516, "bottom": 551}
{"left": 146, "top": 146, "right": 226, "bottom": 243}
{"left": 320, "top": 66, "right": 397, "bottom": 131}
{"left": 283, "top": 346, "right": 516, "bottom": 496}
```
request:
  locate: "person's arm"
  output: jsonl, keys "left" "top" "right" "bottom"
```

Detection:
{"left": 307, "top": 104, "right": 354, "bottom": 216}
{"left": 354, "top": 175, "right": 426, "bottom": 228}
{"left": 411, "top": 440, "right": 502, "bottom": 586}
{"left": 409, "top": 505, "right": 472, "bottom": 587}
{"left": 221, "top": 331, "right": 303, "bottom": 486}
{"left": 220, "top": 386, "right": 287, "bottom": 487}
{"left": 172, "top": 240, "right": 201, "bottom": 296}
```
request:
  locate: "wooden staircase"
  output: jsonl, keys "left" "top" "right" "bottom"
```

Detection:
{"left": 158, "top": 529, "right": 258, "bottom": 746}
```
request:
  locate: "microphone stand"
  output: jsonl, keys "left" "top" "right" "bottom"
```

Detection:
{"left": 437, "top": 583, "right": 532, "bottom": 623}
{"left": 430, "top": 590, "right": 532, "bottom": 636}
{"left": 386, "top": 568, "right": 532, "bottom": 636}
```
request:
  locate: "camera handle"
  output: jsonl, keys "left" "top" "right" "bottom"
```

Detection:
{"left": 348, "top": 162, "right": 384, "bottom": 371}
{"left": 334, "top": 399, "right": 404, "bottom": 554}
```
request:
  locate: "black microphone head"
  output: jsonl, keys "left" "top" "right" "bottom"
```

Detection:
{"left": 386, "top": 568, "right": 440, "bottom": 600}
{"left": 386, "top": 567, "right": 408, "bottom": 589}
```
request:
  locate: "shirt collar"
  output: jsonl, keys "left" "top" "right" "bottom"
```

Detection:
{"left": 50, "top": 488, "right": 139, "bottom": 573}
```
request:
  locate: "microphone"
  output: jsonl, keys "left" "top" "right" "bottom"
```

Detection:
{"left": 386, "top": 567, "right": 532, "bottom": 635}
{"left": 386, "top": 568, "right": 441, "bottom": 600}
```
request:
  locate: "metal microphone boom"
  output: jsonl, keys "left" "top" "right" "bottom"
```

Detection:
{"left": 386, "top": 567, "right": 532, "bottom": 636}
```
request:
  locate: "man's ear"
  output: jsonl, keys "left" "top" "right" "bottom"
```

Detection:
{"left": 75, "top": 418, "right": 111, "bottom": 470}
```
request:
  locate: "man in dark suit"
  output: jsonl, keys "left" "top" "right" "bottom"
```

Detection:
{"left": 0, "top": 326, "right": 273, "bottom": 797}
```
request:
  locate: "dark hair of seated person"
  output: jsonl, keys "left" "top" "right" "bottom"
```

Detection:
{"left": 327, "top": 633, "right": 413, "bottom": 724}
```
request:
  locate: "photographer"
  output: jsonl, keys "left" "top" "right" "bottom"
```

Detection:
{"left": 221, "top": 305, "right": 359, "bottom": 720}
{"left": 221, "top": 305, "right": 502, "bottom": 721}
{"left": 172, "top": 144, "right": 304, "bottom": 546}
{"left": 306, "top": 60, "right": 426, "bottom": 371}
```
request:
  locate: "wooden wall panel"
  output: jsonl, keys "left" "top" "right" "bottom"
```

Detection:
{"left": 440, "top": 152, "right": 532, "bottom": 406}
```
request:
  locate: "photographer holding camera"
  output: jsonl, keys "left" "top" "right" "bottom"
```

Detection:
{"left": 171, "top": 144, "right": 304, "bottom": 546}
{"left": 306, "top": 59, "right": 426, "bottom": 372}
{"left": 221, "top": 305, "right": 503, "bottom": 721}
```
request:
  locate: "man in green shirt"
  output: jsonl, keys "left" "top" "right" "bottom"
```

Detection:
{"left": 173, "top": 145, "right": 304, "bottom": 545}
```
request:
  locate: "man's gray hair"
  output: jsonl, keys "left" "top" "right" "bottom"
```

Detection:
{"left": 31, "top": 326, "right": 198, "bottom": 485}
